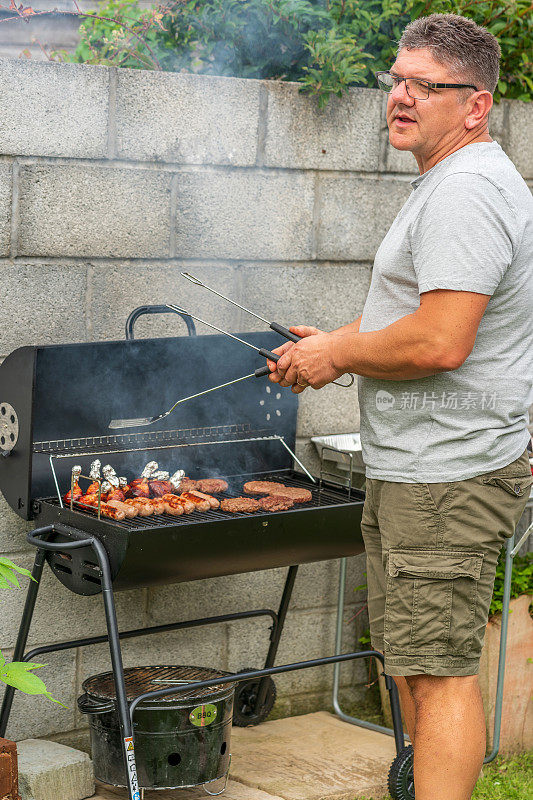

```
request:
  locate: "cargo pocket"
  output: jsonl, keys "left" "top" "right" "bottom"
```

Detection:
{"left": 481, "top": 474, "right": 533, "bottom": 498}
{"left": 383, "top": 548, "right": 484, "bottom": 657}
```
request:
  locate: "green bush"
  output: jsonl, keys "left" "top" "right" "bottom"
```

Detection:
{"left": 489, "top": 548, "right": 532, "bottom": 617}
{"left": 57, "top": 0, "right": 533, "bottom": 106}
{"left": 62, "top": 0, "right": 532, "bottom": 106}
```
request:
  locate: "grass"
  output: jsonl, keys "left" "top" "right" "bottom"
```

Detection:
{"left": 354, "top": 751, "right": 533, "bottom": 799}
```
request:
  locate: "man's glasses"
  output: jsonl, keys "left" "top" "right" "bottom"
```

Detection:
{"left": 375, "top": 71, "right": 478, "bottom": 100}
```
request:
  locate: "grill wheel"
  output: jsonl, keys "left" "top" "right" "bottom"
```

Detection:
{"left": 232, "top": 668, "right": 277, "bottom": 727}
{"left": 388, "top": 744, "right": 415, "bottom": 800}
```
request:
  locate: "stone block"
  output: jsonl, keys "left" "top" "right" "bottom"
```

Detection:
{"left": 237, "top": 262, "right": 372, "bottom": 335}
{"left": 174, "top": 171, "right": 315, "bottom": 260}
{"left": 264, "top": 84, "right": 381, "bottom": 171}
{"left": 0, "top": 649, "right": 77, "bottom": 741}
{"left": 17, "top": 738, "right": 94, "bottom": 800}
{"left": 0, "top": 164, "right": 12, "bottom": 257}
{"left": 0, "top": 262, "right": 87, "bottom": 355}
{"left": 0, "top": 167, "right": 11, "bottom": 259}
{"left": 146, "top": 569, "right": 287, "bottom": 628}
{"left": 88, "top": 261, "right": 240, "bottom": 341}
{"left": 0, "top": 493, "right": 32, "bottom": 553}
{"left": 317, "top": 176, "right": 411, "bottom": 261}
{"left": 489, "top": 100, "right": 506, "bottom": 148}
{"left": 296, "top": 381, "right": 360, "bottom": 438}
{"left": 227, "top": 606, "right": 364, "bottom": 696}
{"left": 18, "top": 165, "right": 172, "bottom": 258}
{"left": 116, "top": 71, "right": 260, "bottom": 166}
{"left": 0, "top": 60, "right": 108, "bottom": 159}
{"left": 291, "top": 556, "right": 367, "bottom": 611}
{"left": 507, "top": 100, "right": 533, "bottom": 179}
{"left": 0, "top": 551, "right": 146, "bottom": 648}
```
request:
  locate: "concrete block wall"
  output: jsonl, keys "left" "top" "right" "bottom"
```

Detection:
{"left": 0, "top": 58, "right": 531, "bottom": 745}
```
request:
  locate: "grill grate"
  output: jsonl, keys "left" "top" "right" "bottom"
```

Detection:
{"left": 83, "top": 665, "right": 235, "bottom": 703}
{"left": 41, "top": 472, "right": 358, "bottom": 529}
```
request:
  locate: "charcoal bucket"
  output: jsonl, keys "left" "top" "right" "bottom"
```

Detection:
{"left": 78, "top": 665, "right": 235, "bottom": 790}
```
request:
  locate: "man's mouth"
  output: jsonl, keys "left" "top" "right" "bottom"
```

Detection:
{"left": 394, "top": 114, "right": 417, "bottom": 126}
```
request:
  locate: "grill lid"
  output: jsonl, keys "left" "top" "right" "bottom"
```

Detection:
{"left": 82, "top": 665, "right": 236, "bottom": 703}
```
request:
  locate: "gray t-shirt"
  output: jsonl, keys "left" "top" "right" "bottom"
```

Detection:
{"left": 358, "top": 141, "right": 533, "bottom": 482}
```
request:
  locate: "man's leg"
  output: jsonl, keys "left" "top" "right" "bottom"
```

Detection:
{"left": 392, "top": 675, "right": 416, "bottom": 744}
{"left": 404, "top": 673, "right": 486, "bottom": 800}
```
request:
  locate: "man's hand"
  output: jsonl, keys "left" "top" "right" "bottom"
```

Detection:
{"left": 266, "top": 325, "right": 343, "bottom": 394}
{"left": 267, "top": 325, "right": 324, "bottom": 394}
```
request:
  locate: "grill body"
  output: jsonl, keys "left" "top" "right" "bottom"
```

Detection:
{"left": 0, "top": 331, "right": 364, "bottom": 595}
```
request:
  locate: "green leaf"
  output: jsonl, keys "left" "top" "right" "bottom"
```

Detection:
{"left": 0, "top": 663, "right": 67, "bottom": 708}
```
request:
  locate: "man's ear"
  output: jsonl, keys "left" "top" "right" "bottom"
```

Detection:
{"left": 465, "top": 90, "right": 493, "bottom": 130}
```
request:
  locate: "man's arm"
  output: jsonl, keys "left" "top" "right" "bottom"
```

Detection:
{"left": 270, "top": 290, "right": 490, "bottom": 388}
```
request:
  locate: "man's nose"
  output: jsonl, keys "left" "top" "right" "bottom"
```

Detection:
{"left": 390, "top": 79, "right": 415, "bottom": 105}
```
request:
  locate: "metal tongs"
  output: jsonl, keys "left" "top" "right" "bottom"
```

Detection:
{"left": 180, "top": 272, "right": 355, "bottom": 389}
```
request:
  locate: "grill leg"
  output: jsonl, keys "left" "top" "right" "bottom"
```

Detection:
{"left": 0, "top": 548, "right": 46, "bottom": 737}
{"left": 93, "top": 539, "right": 140, "bottom": 800}
{"left": 256, "top": 565, "right": 298, "bottom": 710}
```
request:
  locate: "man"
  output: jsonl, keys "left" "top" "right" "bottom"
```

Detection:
{"left": 266, "top": 13, "right": 533, "bottom": 800}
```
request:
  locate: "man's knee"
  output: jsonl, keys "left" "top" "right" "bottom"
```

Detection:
{"left": 405, "top": 673, "right": 479, "bottom": 705}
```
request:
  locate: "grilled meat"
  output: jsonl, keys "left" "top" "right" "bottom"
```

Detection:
{"left": 220, "top": 497, "right": 261, "bottom": 514}
{"left": 148, "top": 479, "right": 174, "bottom": 497}
{"left": 188, "top": 489, "right": 219, "bottom": 510}
{"left": 269, "top": 486, "right": 312, "bottom": 503}
{"left": 129, "top": 478, "right": 150, "bottom": 499}
{"left": 258, "top": 495, "right": 295, "bottom": 512}
{"left": 107, "top": 498, "right": 138, "bottom": 518}
{"left": 243, "top": 481, "right": 287, "bottom": 495}
{"left": 196, "top": 478, "right": 228, "bottom": 494}
{"left": 124, "top": 498, "right": 153, "bottom": 516}
{"left": 78, "top": 495, "right": 125, "bottom": 520}
{"left": 106, "top": 488, "right": 126, "bottom": 502}
{"left": 180, "top": 492, "right": 210, "bottom": 512}
{"left": 64, "top": 482, "right": 83, "bottom": 504}
{"left": 161, "top": 493, "right": 194, "bottom": 514}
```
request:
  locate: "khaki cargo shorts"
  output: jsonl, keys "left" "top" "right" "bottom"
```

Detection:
{"left": 361, "top": 448, "right": 532, "bottom": 677}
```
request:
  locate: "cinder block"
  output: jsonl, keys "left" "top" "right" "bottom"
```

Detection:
{"left": 88, "top": 261, "right": 241, "bottom": 341}
{"left": 0, "top": 494, "right": 32, "bottom": 554}
{"left": 116, "top": 71, "right": 260, "bottom": 166}
{"left": 264, "top": 84, "right": 382, "bottom": 170}
{"left": 0, "top": 551, "right": 146, "bottom": 648}
{"left": 0, "top": 262, "right": 87, "bottom": 354}
{"left": 296, "top": 380, "right": 360, "bottom": 438}
{"left": 317, "top": 176, "right": 411, "bottom": 260}
{"left": 507, "top": 100, "right": 533, "bottom": 179}
{"left": 489, "top": 100, "right": 506, "bottom": 148}
{"left": 146, "top": 569, "right": 287, "bottom": 627}
{"left": 0, "top": 164, "right": 12, "bottom": 257}
{"left": 18, "top": 165, "right": 172, "bottom": 258}
{"left": 227, "top": 605, "right": 365, "bottom": 696}
{"left": 0, "top": 60, "right": 108, "bottom": 159}
{"left": 291, "top": 556, "right": 367, "bottom": 611}
{"left": 175, "top": 171, "right": 315, "bottom": 260}
{"left": 0, "top": 650, "right": 77, "bottom": 741}
{"left": 17, "top": 738, "right": 93, "bottom": 800}
{"left": 237, "top": 262, "right": 372, "bottom": 334}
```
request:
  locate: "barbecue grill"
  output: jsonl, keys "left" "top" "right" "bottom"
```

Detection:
{"left": 0, "top": 307, "right": 406, "bottom": 800}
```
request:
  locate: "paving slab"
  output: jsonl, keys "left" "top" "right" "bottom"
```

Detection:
{"left": 17, "top": 738, "right": 94, "bottom": 800}
{"left": 92, "top": 779, "right": 284, "bottom": 799}
{"left": 230, "top": 712, "right": 396, "bottom": 800}
{"left": 89, "top": 712, "right": 396, "bottom": 800}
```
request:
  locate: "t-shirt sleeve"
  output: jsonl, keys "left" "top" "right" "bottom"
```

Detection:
{"left": 410, "top": 172, "right": 517, "bottom": 296}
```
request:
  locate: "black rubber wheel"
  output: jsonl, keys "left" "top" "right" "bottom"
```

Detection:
{"left": 388, "top": 744, "right": 414, "bottom": 800}
{"left": 232, "top": 668, "right": 277, "bottom": 727}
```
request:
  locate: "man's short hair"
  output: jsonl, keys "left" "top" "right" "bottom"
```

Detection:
{"left": 398, "top": 13, "right": 501, "bottom": 95}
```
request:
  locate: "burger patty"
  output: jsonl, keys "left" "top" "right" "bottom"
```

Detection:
{"left": 196, "top": 478, "right": 229, "bottom": 494}
{"left": 243, "top": 480, "right": 288, "bottom": 495}
{"left": 258, "top": 495, "right": 295, "bottom": 512}
{"left": 220, "top": 497, "right": 261, "bottom": 514}
{"left": 269, "top": 486, "right": 313, "bottom": 503}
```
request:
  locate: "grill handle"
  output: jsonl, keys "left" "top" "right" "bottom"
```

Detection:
{"left": 125, "top": 305, "right": 197, "bottom": 339}
{"left": 77, "top": 693, "right": 115, "bottom": 715}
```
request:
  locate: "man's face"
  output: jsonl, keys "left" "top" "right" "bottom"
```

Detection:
{"left": 387, "top": 47, "right": 472, "bottom": 155}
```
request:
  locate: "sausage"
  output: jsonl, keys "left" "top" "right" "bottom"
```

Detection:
{"left": 107, "top": 498, "right": 138, "bottom": 518}
{"left": 161, "top": 494, "right": 195, "bottom": 514}
{"left": 124, "top": 498, "right": 153, "bottom": 516}
{"left": 180, "top": 492, "right": 210, "bottom": 513}
{"left": 163, "top": 500, "right": 184, "bottom": 516}
{"left": 78, "top": 496, "right": 125, "bottom": 520}
{"left": 146, "top": 498, "right": 165, "bottom": 515}
{"left": 188, "top": 489, "right": 219, "bottom": 510}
